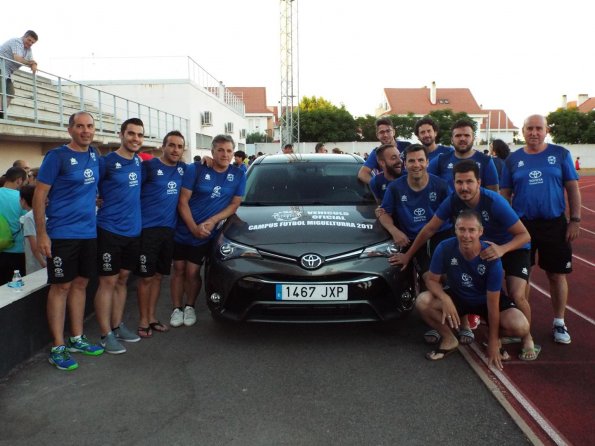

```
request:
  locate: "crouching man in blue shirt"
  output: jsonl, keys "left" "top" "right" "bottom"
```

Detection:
{"left": 416, "top": 209, "right": 529, "bottom": 370}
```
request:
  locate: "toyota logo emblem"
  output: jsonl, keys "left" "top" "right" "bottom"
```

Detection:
{"left": 413, "top": 208, "right": 425, "bottom": 216}
{"left": 529, "top": 170, "right": 542, "bottom": 179}
{"left": 300, "top": 253, "right": 323, "bottom": 270}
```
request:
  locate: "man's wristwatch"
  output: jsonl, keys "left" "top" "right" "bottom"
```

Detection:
{"left": 570, "top": 217, "right": 581, "bottom": 222}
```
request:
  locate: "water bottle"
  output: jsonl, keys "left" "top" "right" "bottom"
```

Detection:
{"left": 8, "top": 270, "right": 24, "bottom": 291}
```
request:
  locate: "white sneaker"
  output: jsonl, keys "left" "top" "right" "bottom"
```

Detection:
{"left": 183, "top": 306, "right": 197, "bottom": 326}
{"left": 553, "top": 324, "right": 571, "bottom": 344}
{"left": 170, "top": 308, "right": 184, "bottom": 328}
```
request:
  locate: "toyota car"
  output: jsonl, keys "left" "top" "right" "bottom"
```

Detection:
{"left": 205, "top": 154, "right": 416, "bottom": 323}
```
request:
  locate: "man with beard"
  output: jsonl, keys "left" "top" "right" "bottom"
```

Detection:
{"left": 357, "top": 118, "right": 410, "bottom": 185}
{"left": 369, "top": 144, "right": 402, "bottom": 203}
{"left": 413, "top": 117, "right": 452, "bottom": 161}
{"left": 95, "top": 118, "right": 144, "bottom": 354}
{"left": 428, "top": 119, "right": 499, "bottom": 193}
{"left": 501, "top": 114, "right": 581, "bottom": 345}
{"left": 135, "top": 131, "right": 187, "bottom": 338}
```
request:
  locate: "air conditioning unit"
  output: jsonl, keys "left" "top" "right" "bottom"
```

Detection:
{"left": 224, "top": 122, "right": 234, "bottom": 134}
{"left": 201, "top": 111, "right": 212, "bottom": 126}
{"left": 240, "top": 129, "right": 247, "bottom": 139}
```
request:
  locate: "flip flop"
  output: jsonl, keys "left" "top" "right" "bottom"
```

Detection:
{"left": 424, "top": 329, "right": 441, "bottom": 345}
{"left": 425, "top": 346, "right": 459, "bottom": 361}
{"left": 458, "top": 328, "right": 475, "bottom": 345}
{"left": 149, "top": 321, "right": 169, "bottom": 333}
{"left": 501, "top": 336, "right": 522, "bottom": 345}
{"left": 518, "top": 344, "right": 542, "bottom": 361}
{"left": 137, "top": 326, "right": 152, "bottom": 338}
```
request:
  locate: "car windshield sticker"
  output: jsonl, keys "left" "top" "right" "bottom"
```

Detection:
{"left": 247, "top": 211, "right": 374, "bottom": 231}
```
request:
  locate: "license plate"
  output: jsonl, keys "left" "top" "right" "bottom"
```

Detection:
{"left": 275, "top": 284, "right": 348, "bottom": 301}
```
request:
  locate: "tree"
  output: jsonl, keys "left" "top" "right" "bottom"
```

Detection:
{"left": 547, "top": 108, "right": 595, "bottom": 144}
{"left": 246, "top": 132, "right": 268, "bottom": 144}
{"left": 297, "top": 96, "right": 357, "bottom": 142}
{"left": 354, "top": 115, "right": 378, "bottom": 141}
{"left": 426, "top": 109, "right": 476, "bottom": 145}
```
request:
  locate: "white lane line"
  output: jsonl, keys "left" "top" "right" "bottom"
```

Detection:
{"left": 581, "top": 205, "right": 595, "bottom": 213}
{"left": 573, "top": 253, "right": 595, "bottom": 267}
{"left": 531, "top": 282, "right": 595, "bottom": 326}
{"left": 464, "top": 344, "right": 570, "bottom": 446}
{"left": 580, "top": 227, "right": 595, "bottom": 236}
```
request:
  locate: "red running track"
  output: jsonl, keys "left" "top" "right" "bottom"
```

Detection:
{"left": 465, "top": 174, "right": 595, "bottom": 446}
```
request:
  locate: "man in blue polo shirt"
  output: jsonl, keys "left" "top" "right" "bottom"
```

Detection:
{"left": 135, "top": 130, "right": 186, "bottom": 338}
{"left": 357, "top": 117, "right": 411, "bottom": 185}
{"left": 501, "top": 114, "right": 581, "bottom": 345}
{"left": 170, "top": 134, "right": 246, "bottom": 328}
{"left": 33, "top": 111, "right": 104, "bottom": 371}
{"left": 416, "top": 209, "right": 529, "bottom": 370}
{"left": 413, "top": 116, "right": 453, "bottom": 162}
{"left": 94, "top": 118, "right": 144, "bottom": 354}
{"left": 369, "top": 144, "right": 402, "bottom": 203}
{"left": 428, "top": 118, "right": 499, "bottom": 193}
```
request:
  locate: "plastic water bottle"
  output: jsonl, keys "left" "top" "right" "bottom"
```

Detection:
{"left": 8, "top": 270, "right": 24, "bottom": 291}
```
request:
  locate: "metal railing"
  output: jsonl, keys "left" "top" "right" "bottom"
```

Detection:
{"left": 1, "top": 55, "right": 189, "bottom": 142}
{"left": 46, "top": 55, "right": 245, "bottom": 116}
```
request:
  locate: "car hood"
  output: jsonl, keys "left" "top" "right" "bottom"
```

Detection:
{"left": 222, "top": 205, "right": 389, "bottom": 256}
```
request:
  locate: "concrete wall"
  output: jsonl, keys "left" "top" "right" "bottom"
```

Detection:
{"left": 0, "top": 140, "right": 50, "bottom": 173}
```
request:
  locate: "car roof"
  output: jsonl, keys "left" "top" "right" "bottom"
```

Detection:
{"left": 253, "top": 153, "right": 363, "bottom": 165}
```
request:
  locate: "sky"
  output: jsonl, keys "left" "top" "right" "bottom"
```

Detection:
{"left": 3, "top": 0, "right": 592, "bottom": 129}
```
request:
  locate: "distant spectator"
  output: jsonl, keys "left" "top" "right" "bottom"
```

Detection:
{"left": 575, "top": 156, "right": 581, "bottom": 171}
{"left": 0, "top": 167, "right": 27, "bottom": 283}
{"left": 27, "top": 167, "right": 39, "bottom": 186}
{"left": 19, "top": 184, "right": 45, "bottom": 273}
{"left": 315, "top": 143, "right": 327, "bottom": 153}
{"left": 248, "top": 155, "right": 256, "bottom": 165}
{"left": 363, "top": 152, "right": 369, "bottom": 161}
{"left": 0, "top": 30, "right": 38, "bottom": 118}
{"left": 332, "top": 147, "right": 343, "bottom": 154}
{"left": 281, "top": 143, "right": 294, "bottom": 154}
{"left": 483, "top": 149, "right": 489, "bottom": 155}
{"left": 355, "top": 127, "right": 364, "bottom": 140}
{"left": 233, "top": 150, "right": 248, "bottom": 172}
{"left": 257, "top": 151, "right": 264, "bottom": 157}
{"left": 193, "top": 155, "right": 201, "bottom": 164}
{"left": 490, "top": 139, "right": 510, "bottom": 180}
{"left": 13, "top": 159, "right": 30, "bottom": 173}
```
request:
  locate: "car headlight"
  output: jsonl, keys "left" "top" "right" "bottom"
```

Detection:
{"left": 216, "top": 237, "right": 262, "bottom": 261}
{"left": 359, "top": 241, "right": 400, "bottom": 258}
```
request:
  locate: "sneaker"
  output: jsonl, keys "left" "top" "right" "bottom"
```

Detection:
{"left": 170, "top": 308, "right": 184, "bottom": 327}
{"left": 67, "top": 335, "right": 104, "bottom": 356}
{"left": 468, "top": 314, "right": 480, "bottom": 330}
{"left": 100, "top": 332, "right": 126, "bottom": 354}
{"left": 114, "top": 322, "right": 141, "bottom": 343}
{"left": 48, "top": 345, "right": 79, "bottom": 371}
{"left": 553, "top": 324, "right": 571, "bottom": 344}
{"left": 183, "top": 305, "right": 197, "bottom": 326}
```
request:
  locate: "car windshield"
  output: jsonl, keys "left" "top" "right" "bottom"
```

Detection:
{"left": 243, "top": 161, "right": 375, "bottom": 205}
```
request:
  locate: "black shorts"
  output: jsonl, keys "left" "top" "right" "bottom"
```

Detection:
{"left": 522, "top": 215, "right": 572, "bottom": 274}
{"left": 501, "top": 249, "right": 530, "bottom": 280}
{"left": 47, "top": 239, "right": 97, "bottom": 284}
{"left": 172, "top": 241, "right": 211, "bottom": 266}
{"left": 446, "top": 288, "right": 516, "bottom": 320}
{"left": 137, "top": 227, "right": 175, "bottom": 277}
{"left": 97, "top": 228, "right": 140, "bottom": 276}
{"left": 411, "top": 228, "right": 453, "bottom": 276}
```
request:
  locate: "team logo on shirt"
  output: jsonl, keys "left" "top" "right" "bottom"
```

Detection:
{"left": 522, "top": 267, "right": 528, "bottom": 276}
{"left": 227, "top": 174, "right": 235, "bottom": 182}
{"left": 451, "top": 258, "right": 458, "bottom": 265}
{"left": 135, "top": 157, "right": 140, "bottom": 166}
{"left": 205, "top": 173, "right": 211, "bottom": 181}
{"left": 53, "top": 257, "right": 63, "bottom": 267}
{"left": 401, "top": 195, "right": 408, "bottom": 202}
{"left": 139, "top": 255, "right": 147, "bottom": 273}
{"left": 566, "top": 261, "right": 572, "bottom": 269}
{"left": 548, "top": 156, "right": 556, "bottom": 165}
{"left": 102, "top": 252, "right": 112, "bottom": 272}
{"left": 83, "top": 168, "right": 95, "bottom": 185}
{"left": 413, "top": 208, "right": 425, "bottom": 216}
{"left": 90, "top": 152, "right": 96, "bottom": 161}
{"left": 157, "top": 169, "right": 164, "bottom": 176}
{"left": 381, "top": 184, "right": 387, "bottom": 191}
{"left": 518, "top": 161, "right": 525, "bottom": 167}
{"left": 70, "top": 158, "right": 78, "bottom": 165}
{"left": 447, "top": 163, "right": 454, "bottom": 170}
{"left": 129, "top": 172, "right": 139, "bottom": 186}
{"left": 115, "top": 162, "right": 122, "bottom": 169}
{"left": 477, "top": 264, "right": 486, "bottom": 275}
{"left": 211, "top": 186, "right": 222, "bottom": 198}
{"left": 167, "top": 181, "right": 178, "bottom": 195}
{"left": 177, "top": 167, "right": 184, "bottom": 176}
{"left": 481, "top": 210, "right": 490, "bottom": 222}
{"left": 461, "top": 273, "right": 473, "bottom": 287}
